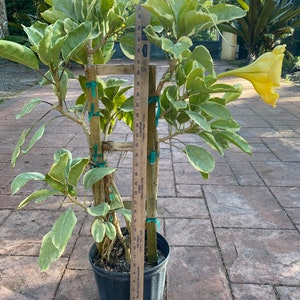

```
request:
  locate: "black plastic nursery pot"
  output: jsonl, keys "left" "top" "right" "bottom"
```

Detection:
{"left": 89, "top": 232, "right": 170, "bottom": 300}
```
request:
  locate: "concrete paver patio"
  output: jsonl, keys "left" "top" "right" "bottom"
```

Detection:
{"left": 0, "top": 60, "right": 300, "bottom": 299}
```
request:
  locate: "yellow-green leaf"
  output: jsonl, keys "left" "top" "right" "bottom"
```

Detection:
{"left": 91, "top": 219, "right": 106, "bottom": 243}
{"left": 52, "top": 208, "right": 77, "bottom": 251}
{"left": 11, "top": 172, "right": 45, "bottom": 194}
{"left": 0, "top": 40, "right": 39, "bottom": 70}
{"left": 185, "top": 144, "right": 215, "bottom": 174}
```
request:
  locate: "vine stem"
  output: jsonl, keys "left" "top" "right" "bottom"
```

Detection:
{"left": 159, "top": 124, "right": 196, "bottom": 143}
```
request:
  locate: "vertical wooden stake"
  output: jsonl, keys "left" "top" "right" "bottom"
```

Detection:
{"left": 86, "top": 41, "right": 104, "bottom": 206}
{"left": 146, "top": 65, "right": 158, "bottom": 264}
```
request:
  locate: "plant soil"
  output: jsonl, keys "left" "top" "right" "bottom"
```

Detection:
{"left": 93, "top": 236, "right": 166, "bottom": 273}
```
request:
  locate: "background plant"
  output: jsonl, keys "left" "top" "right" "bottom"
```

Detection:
{"left": 5, "top": 0, "right": 49, "bottom": 43}
{"left": 218, "top": 0, "right": 300, "bottom": 61}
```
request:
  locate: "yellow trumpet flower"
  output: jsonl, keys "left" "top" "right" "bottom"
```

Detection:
{"left": 218, "top": 45, "right": 286, "bottom": 107}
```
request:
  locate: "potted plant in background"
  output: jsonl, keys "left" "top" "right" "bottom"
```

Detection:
{"left": 0, "top": 0, "right": 285, "bottom": 299}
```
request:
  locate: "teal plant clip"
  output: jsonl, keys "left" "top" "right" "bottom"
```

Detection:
{"left": 88, "top": 103, "right": 100, "bottom": 122}
{"left": 148, "top": 150, "right": 159, "bottom": 165}
{"left": 91, "top": 144, "right": 106, "bottom": 168}
{"left": 86, "top": 81, "right": 97, "bottom": 98}
{"left": 146, "top": 218, "right": 161, "bottom": 231}
{"left": 148, "top": 96, "right": 161, "bottom": 127}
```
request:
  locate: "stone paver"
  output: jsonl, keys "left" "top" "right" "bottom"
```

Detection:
{"left": 0, "top": 60, "right": 300, "bottom": 299}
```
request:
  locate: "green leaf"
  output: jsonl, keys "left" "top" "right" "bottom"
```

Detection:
{"left": 185, "top": 144, "right": 215, "bottom": 174}
{"left": 161, "top": 36, "right": 192, "bottom": 58}
{"left": 120, "top": 208, "right": 132, "bottom": 223}
{"left": 74, "top": 0, "right": 85, "bottom": 21}
{"left": 38, "top": 231, "right": 62, "bottom": 271}
{"left": 185, "top": 110, "right": 211, "bottom": 132}
{"left": 209, "top": 84, "right": 241, "bottom": 93}
{"left": 166, "top": 85, "right": 187, "bottom": 110}
{"left": 22, "top": 125, "right": 45, "bottom": 154}
{"left": 11, "top": 129, "right": 30, "bottom": 168}
{"left": 54, "top": 149, "right": 72, "bottom": 164}
{"left": 52, "top": 208, "right": 77, "bottom": 251}
{"left": 11, "top": 172, "right": 45, "bottom": 194}
{"left": 109, "top": 185, "right": 124, "bottom": 210}
{"left": 91, "top": 219, "right": 106, "bottom": 243}
{"left": 16, "top": 98, "right": 43, "bottom": 119}
{"left": 198, "top": 132, "right": 224, "bottom": 155}
{"left": 75, "top": 94, "right": 87, "bottom": 106}
{"left": 45, "top": 174, "right": 66, "bottom": 194}
{"left": 100, "top": 0, "right": 114, "bottom": 20}
{"left": 143, "top": 0, "right": 173, "bottom": 30}
{"left": 62, "top": 22, "right": 92, "bottom": 62}
{"left": 186, "top": 68, "right": 205, "bottom": 94}
{"left": 37, "top": 26, "right": 53, "bottom": 65}
{"left": 120, "top": 111, "right": 134, "bottom": 131}
{"left": 49, "top": 21, "right": 67, "bottom": 66}
{"left": 40, "top": 70, "right": 53, "bottom": 86}
{"left": 200, "top": 102, "right": 232, "bottom": 120}
{"left": 120, "top": 96, "right": 134, "bottom": 112}
{"left": 48, "top": 152, "right": 70, "bottom": 185}
{"left": 87, "top": 203, "right": 110, "bottom": 217}
{"left": 83, "top": 167, "right": 116, "bottom": 190}
{"left": 160, "top": 89, "right": 178, "bottom": 126}
{"left": 52, "top": 0, "right": 77, "bottom": 21}
{"left": 107, "top": 9, "right": 124, "bottom": 32}
{"left": 41, "top": 9, "right": 69, "bottom": 24}
{"left": 105, "top": 222, "right": 116, "bottom": 240}
{"left": 18, "top": 189, "right": 57, "bottom": 209}
{"left": 181, "top": 11, "right": 212, "bottom": 37}
{"left": 143, "top": 25, "right": 163, "bottom": 48}
{"left": 68, "top": 158, "right": 89, "bottom": 187}
{"left": 57, "top": 70, "right": 68, "bottom": 101}
{"left": 175, "top": 65, "right": 186, "bottom": 86}
{"left": 0, "top": 40, "right": 39, "bottom": 70}
{"left": 69, "top": 104, "right": 85, "bottom": 113}
{"left": 191, "top": 46, "right": 215, "bottom": 76}
{"left": 174, "top": 0, "right": 206, "bottom": 35}
{"left": 236, "top": 0, "right": 249, "bottom": 10}
{"left": 23, "top": 21, "right": 48, "bottom": 48}
{"left": 211, "top": 119, "right": 240, "bottom": 132}
{"left": 218, "top": 132, "right": 252, "bottom": 154}
{"left": 208, "top": 4, "right": 247, "bottom": 24}
{"left": 177, "top": 112, "right": 190, "bottom": 125}
{"left": 120, "top": 32, "right": 135, "bottom": 59}
{"left": 222, "top": 84, "right": 243, "bottom": 104}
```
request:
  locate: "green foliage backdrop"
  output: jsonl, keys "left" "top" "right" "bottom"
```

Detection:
{"left": 6, "top": 0, "right": 48, "bottom": 36}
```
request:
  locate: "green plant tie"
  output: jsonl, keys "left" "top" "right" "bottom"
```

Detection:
{"left": 148, "top": 150, "right": 159, "bottom": 164}
{"left": 146, "top": 218, "right": 160, "bottom": 230}
{"left": 88, "top": 103, "right": 100, "bottom": 122}
{"left": 92, "top": 144, "right": 106, "bottom": 168}
{"left": 109, "top": 213, "right": 114, "bottom": 222}
{"left": 86, "top": 81, "right": 97, "bottom": 98}
{"left": 148, "top": 96, "right": 161, "bottom": 127}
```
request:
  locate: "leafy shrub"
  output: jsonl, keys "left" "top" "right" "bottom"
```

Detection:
{"left": 219, "top": 0, "right": 300, "bottom": 60}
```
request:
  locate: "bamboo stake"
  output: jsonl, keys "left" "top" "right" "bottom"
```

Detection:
{"left": 86, "top": 40, "right": 105, "bottom": 206}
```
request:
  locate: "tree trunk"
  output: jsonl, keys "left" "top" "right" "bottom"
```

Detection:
{"left": 0, "top": 0, "right": 9, "bottom": 38}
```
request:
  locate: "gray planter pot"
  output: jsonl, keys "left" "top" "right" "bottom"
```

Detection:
{"left": 89, "top": 232, "right": 170, "bottom": 300}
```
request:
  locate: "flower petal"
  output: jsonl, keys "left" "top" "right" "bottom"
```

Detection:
{"left": 218, "top": 45, "right": 286, "bottom": 107}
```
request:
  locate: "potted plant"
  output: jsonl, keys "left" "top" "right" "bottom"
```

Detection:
{"left": 0, "top": 0, "right": 285, "bottom": 299}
